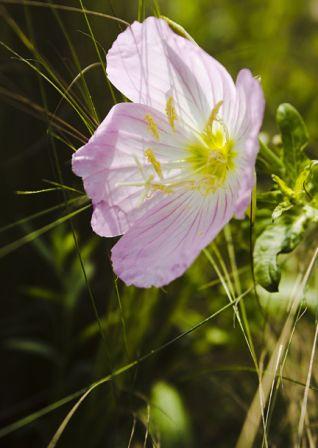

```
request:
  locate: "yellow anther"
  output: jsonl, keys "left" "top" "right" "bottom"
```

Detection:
{"left": 165, "top": 96, "right": 177, "bottom": 130}
{"left": 144, "top": 114, "right": 160, "bottom": 140}
{"left": 205, "top": 100, "right": 223, "bottom": 135}
{"left": 187, "top": 125, "right": 236, "bottom": 195}
{"left": 152, "top": 183, "right": 173, "bottom": 194}
{"left": 145, "top": 148, "right": 163, "bottom": 179}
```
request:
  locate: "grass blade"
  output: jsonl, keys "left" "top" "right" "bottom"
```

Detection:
{"left": 0, "top": 204, "right": 90, "bottom": 258}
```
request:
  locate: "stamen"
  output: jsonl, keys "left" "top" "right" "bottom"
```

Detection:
{"left": 216, "top": 117, "right": 230, "bottom": 142}
{"left": 144, "top": 148, "right": 163, "bottom": 179}
{"left": 138, "top": 174, "right": 155, "bottom": 205}
{"left": 133, "top": 155, "right": 147, "bottom": 181}
{"left": 118, "top": 98, "right": 235, "bottom": 201}
{"left": 165, "top": 96, "right": 177, "bottom": 130}
{"left": 152, "top": 183, "right": 173, "bottom": 194}
{"left": 186, "top": 117, "right": 236, "bottom": 195}
{"left": 144, "top": 114, "right": 160, "bottom": 140}
{"left": 205, "top": 100, "right": 223, "bottom": 135}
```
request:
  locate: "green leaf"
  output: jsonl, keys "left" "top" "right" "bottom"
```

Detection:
{"left": 20, "top": 286, "right": 60, "bottom": 302}
{"left": 292, "top": 160, "right": 318, "bottom": 203}
{"left": 254, "top": 210, "right": 310, "bottom": 292}
{"left": 303, "top": 161, "right": 318, "bottom": 202}
{"left": 258, "top": 138, "right": 284, "bottom": 175}
{"left": 272, "top": 174, "right": 295, "bottom": 199}
{"left": 272, "top": 201, "right": 293, "bottom": 220}
{"left": 276, "top": 103, "right": 309, "bottom": 182}
{"left": 3, "top": 338, "right": 60, "bottom": 364}
{"left": 304, "top": 204, "right": 318, "bottom": 223}
{"left": 149, "top": 381, "right": 191, "bottom": 447}
{"left": 257, "top": 190, "right": 283, "bottom": 208}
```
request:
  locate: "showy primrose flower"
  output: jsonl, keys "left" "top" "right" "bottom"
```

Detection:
{"left": 72, "top": 17, "right": 265, "bottom": 288}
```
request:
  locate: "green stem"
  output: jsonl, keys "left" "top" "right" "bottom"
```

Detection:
{"left": 259, "top": 139, "right": 284, "bottom": 173}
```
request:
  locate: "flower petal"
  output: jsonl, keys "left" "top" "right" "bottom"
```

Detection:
{"left": 231, "top": 69, "right": 265, "bottom": 218}
{"left": 106, "top": 17, "right": 236, "bottom": 131}
{"left": 72, "top": 103, "right": 188, "bottom": 237}
{"left": 111, "top": 187, "right": 237, "bottom": 288}
{"left": 232, "top": 69, "right": 265, "bottom": 146}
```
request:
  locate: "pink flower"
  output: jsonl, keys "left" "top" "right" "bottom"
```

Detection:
{"left": 72, "top": 17, "right": 265, "bottom": 288}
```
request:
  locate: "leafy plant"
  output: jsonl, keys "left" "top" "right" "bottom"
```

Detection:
{"left": 254, "top": 104, "right": 318, "bottom": 291}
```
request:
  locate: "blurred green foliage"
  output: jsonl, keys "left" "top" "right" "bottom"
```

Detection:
{"left": 254, "top": 103, "right": 318, "bottom": 292}
{"left": 0, "top": 1, "right": 318, "bottom": 447}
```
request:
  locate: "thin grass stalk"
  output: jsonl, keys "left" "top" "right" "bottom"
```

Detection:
{"left": 49, "top": 2, "right": 100, "bottom": 124}
{"left": 78, "top": 0, "right": 117, "bottom": 104}
{"left": 236, "top": 246, "right": 318, "bottom": 448}
{"left": 114, "top": 277, "right": 130, "bottom": 361}
{"left": 0, "top": 87, "right": 88, "bottom": 143}
{"left": 203, "top": 247, "right": 269, "bottom": 444}
{"left": 0, "top": 204, "right": 90, "bottom": 258}
{"left": 0, "top": 196, "right": 85, "bottom": 234}
{"left": 44, "top": 294, "right": 247, "bottom": 447}
{"left": 0, "top": 0, "right": 129, "bottom": 26}
{"left": 0, "top": 6, "right": 96, "bottom": 133}
{"left": 297, "top": 320, "right": 318, "bottom": 446}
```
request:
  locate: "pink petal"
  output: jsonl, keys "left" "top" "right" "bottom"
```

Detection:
{"left": 233, "top": 69, "right": 265, "bottom": 145}
{"left": 72, "top": 103, "right": 188, "bottom": 237}
{"left": 111, "top": 187, "right": 238, "bottom": 288}
{"left": 106, "top": 17, "right": 236, "bottom": 131}
{"left": 234, "top": 171, "right": 255, "bottom": 219}
{"left": 231, "top": 69, "right": 265, "bottom": 219}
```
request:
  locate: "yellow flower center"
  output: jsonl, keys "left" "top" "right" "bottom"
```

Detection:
{"left": 119, "top": 99, "right": 237, "bottom": 200}
{"left": 186, "top": 127, "right": 236, "bottom": 194}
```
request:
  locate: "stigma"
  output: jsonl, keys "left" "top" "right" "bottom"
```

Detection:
{"left": 187, "top": 125, "right": 236, "bottom": 194}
